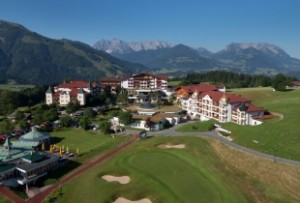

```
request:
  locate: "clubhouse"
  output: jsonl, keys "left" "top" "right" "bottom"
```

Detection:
{"left": 0, "top": 128, "right": 60, "bottom": 190}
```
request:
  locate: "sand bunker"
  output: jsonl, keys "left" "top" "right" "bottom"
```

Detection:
{"left": 157, "top": 144, "right": 186, "bottom": 149}
{"left": 113, "top": 197, "right": 152, "bottom": 203}
{"left": 101, "top": 175, "right": 130, "bottom": 184}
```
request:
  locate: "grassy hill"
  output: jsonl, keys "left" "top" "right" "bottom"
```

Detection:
{"left": 224, "top": 87, "right": 300, "bottom": 161}
{"left": 0, "top": 20, "right": 147, "bottom": 84}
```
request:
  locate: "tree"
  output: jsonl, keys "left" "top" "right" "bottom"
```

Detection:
{"left": 79, "top": 116, "right": 91, "bottom": 130}
{"left": 15, "top": 111, "right": 25, "bottom": 121}
{"left": 0, "top": 90, "right": 18, "bottom": 116}
{"left": 59, "top": 115, "right": 73, "bottom": 127}
{"left": 84, "top": 107, "right": 96, "bottom": 119}
{"left": 105, "top": 97, "right": 112, "bottom": 107}
{"left": 0, "top": 120, "right": 14, "bottom": 134}
{"left": 32, "top": 112, "right": 44, "bottom": 125}
{"left": 115, "top": 86, "right": 124, "bottom": 96}
{"left": 145, "top": 117, "right": 153, "bottom": 131}
{"left": 66, "top": 101, "right": 80, "bottom": 114}
{"left": 119, "top": 111, "right": 132, "bottom": 125}
{"left": 19, "top": 119, "right": 30, "bottom": 131}
{"left": 44, "top": 107, "right": 59, "bottom": 122}
{"left": 116, "top": 92, "right": 128, "bottom": 106}
{"left": 100, "top": 121, "right": 111, "bottom": 135}
{"left": 272, "top": 74, "right": 288, "bottom": 91}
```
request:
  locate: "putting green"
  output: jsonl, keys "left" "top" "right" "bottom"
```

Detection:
{"left": 124, "top": 151, "right": 240, "bottom": 202}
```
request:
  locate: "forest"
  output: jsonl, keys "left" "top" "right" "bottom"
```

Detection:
{"left": 173, "top": 70, "right": 295, "bottom": 89}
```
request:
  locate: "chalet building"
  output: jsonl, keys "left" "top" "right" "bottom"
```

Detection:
{"left": 100, "top": 73, "right": 168, "bottom": 90}
{"left": 111, "top": 112, "right": 180, "bottom": 132}
{"left": 100, "top": 73, "right": 171, "bottom": 103}
{"left": 122, "top": 73, "right": 168, "bottom": 90}
{"left": 45, "top": 81, "right": 99, "bottom": 106}
{"left": 175, "top": 83, "right": 225, "bottom": 102}
{"left": 124, "top": 73, "right": 169, "bottom": 103}
{"left": 178, "top": 84, "right": 268, "bottom": 125}
{"left": 99, "top": 76, "right": 129, "bottom": 93}
{"left": 291, "top": 80, "right": 300, "bottom": 88}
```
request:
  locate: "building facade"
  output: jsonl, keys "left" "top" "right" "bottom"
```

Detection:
{"left": 179, "top": 87, "right": 267, "bottom": 125}
{"left": 100, "top": 73, "right": 171, "bottom": 103}
{"left": 0, "top": 132, "right": 60, "bottom": 190}
{"left": 46, "top": 81, "right": 99, "bottom": 106}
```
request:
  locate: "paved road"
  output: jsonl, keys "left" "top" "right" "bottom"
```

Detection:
{"left": 143, "top": 123, "right": 300, "bottom": 168}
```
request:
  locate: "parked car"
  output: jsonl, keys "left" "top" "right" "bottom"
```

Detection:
{"left": 70, "top": 111, "right": 84, "bottom": 117}
{"left": 0, "top": 135, "right": 6, "bottom": 141}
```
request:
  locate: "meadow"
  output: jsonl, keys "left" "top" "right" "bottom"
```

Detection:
{"left": 48, "top": 136, "right": 300, "bottom": 203}
{"left": 0, "top": 84, "right": 35, "bottom": 91}
{"left": 224, "top": 87, "right": 300, "bottom": 161}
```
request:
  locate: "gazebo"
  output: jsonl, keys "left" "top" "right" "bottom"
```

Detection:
{"left": 19, "top": 127, "right": 50, "bottom": 146}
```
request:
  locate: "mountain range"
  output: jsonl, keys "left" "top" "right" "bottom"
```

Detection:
{"left": 0, "top": 20, "right": 147, "bottom": 84}
{"left": 93, "top": 38, "right": 173, "bottom": 54}
{"left": 93, "top": 39, "right": 300, "bottom": 77}
{"left": 0, "top": 19, "right": 299, "bottom": 85}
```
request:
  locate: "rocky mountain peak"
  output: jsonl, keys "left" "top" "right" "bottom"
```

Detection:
{"left": 224, "top": 42, "right": 289, "bottom": 57}
{"left": 93, "top": 38, "right": 173, "bottom": 54}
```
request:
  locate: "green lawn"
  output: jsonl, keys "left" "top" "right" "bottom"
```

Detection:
{"left": 54, "top": 136, "right": 254, "bottom": 203}
{"left": 0, "top": 195, "right": 11, "bottom": 203}
{"left": 168, "top": 80, "right": 181, "bottom": 87}
{"left": 224, "top": 87, "right": 300, "bottom": 161}
{"left": 37, "top": 128, "right": 130, "bottom": 186}
{"left": 0, "top": 84, "right": 35, "bottom": 91}
{"left": 51, "top": 128, "right": 130, "bottom": 163}
{"left": 176, "top": 120, "right": 215, "bottom": 132}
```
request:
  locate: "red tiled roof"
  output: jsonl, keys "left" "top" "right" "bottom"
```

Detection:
{"left": 155, "top": 75, "right": 168, "bottom": 81}
{"left": 200, "top": 91, "right": 251, "bottom": 103}
{"left": 100, "top": 76, "right": 129, "bottom": 82}
{"left": 56, "top": 81, "right": 88, "bottom": 89}
{"left": 54, "top": 91, "right": 60, "bottom": 96}
{"left": 252, "top": 114, "right": 276, "bottom": 119}
{"left": 179, "top": 83, "right": 218, "bottom": 94}
{"left": 292, "top": 81, "right": 300, "bottom": 86}
{"left": 70, "top": 88, "right": 79, "bottom": 96}
{"left": 133, "top": 112, "right": 177, "bottom": 123}
{"left": 246, "top": 104, "right": 265, "bottom": 112}
{"left": 53, "top": 88, "right": 85, "bottom": 97}
{"left": 233, "top": 103, "right": 265, "bottom": 112}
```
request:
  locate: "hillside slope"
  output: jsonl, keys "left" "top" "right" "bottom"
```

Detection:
{"left": 0, "top": 20, "right": 147, "bottom": 84}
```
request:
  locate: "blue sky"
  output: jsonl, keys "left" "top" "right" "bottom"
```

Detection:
{"left": 1, "top": 0, "right": 300, "bottom": 58}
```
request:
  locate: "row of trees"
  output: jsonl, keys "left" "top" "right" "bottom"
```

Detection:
{"left": 0, "top": 85, "right": 48, "bottom": 116}
{"left": 172, "top": 70, "right": 296, "bottom": 90}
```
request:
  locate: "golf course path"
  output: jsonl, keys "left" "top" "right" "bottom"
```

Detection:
{"left": 0, "top": 136, "right": 138, "bottom": 203}
{"left": 147, "top": 123, "right": 300, "bottom": 168}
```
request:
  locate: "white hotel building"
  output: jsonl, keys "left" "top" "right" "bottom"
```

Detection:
{"left": 179, "top": 85, "right": 268, "bottom": 125}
